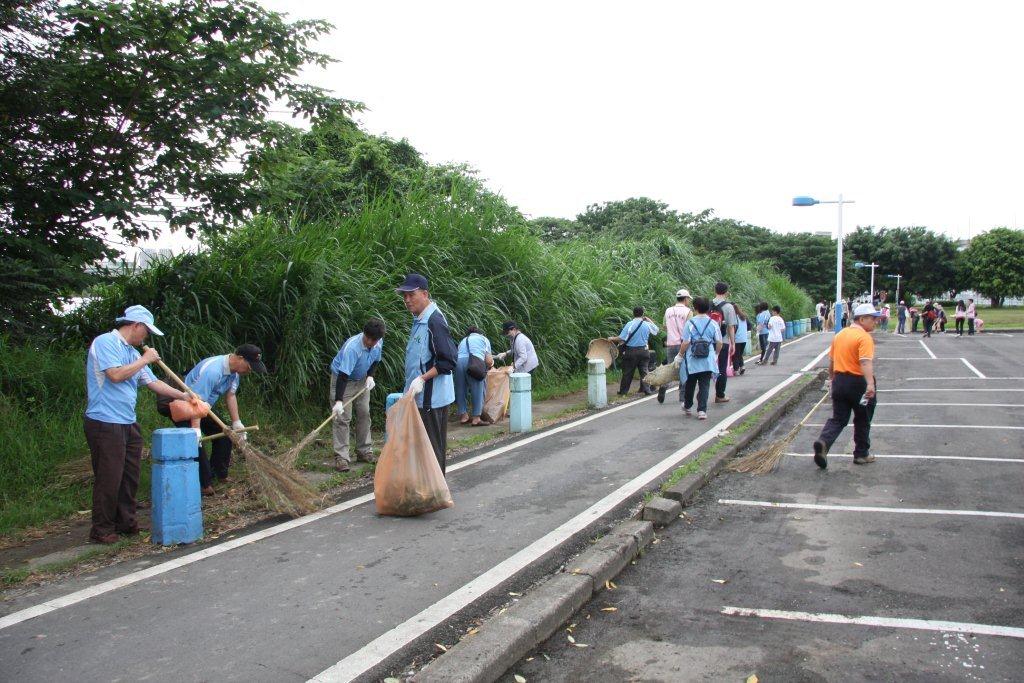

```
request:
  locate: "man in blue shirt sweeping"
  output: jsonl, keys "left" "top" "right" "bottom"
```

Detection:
{"left": 396, "top": 273, "right": 457, "bottom": 474}
{"left": 329, "top": 319, "right": 385, "bottom": 471}
{"left": 84, "top": 305, "right": 191, "bottom": 543}
{"left": 157, "top": 344, "right": 267, "bottom": 494}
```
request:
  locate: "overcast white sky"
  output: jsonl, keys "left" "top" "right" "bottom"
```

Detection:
{"left": 139, "top": 0, "right": 1023, "bottom": 253}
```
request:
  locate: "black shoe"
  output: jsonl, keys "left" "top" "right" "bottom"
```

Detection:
{"left": 657, "top": 386, "right": 667, "bottom": 403}
{"left": 813, "top": 440, "right": 829, "bottom": 470}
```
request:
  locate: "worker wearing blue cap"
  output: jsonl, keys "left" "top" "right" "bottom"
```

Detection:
{"left": 84, "top": 305, "right": 191, "bottom": 544}
{"left": 396, "top": 273, "right": 457, "bottom": 474}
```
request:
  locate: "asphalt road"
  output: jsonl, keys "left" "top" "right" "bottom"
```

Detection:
{"left": 506, "top": 331, "right": 1024, "bottom": 682}
{"left": 0, "top": 334, "right": 831, "bottom": 682}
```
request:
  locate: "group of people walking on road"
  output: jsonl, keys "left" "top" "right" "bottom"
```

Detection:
{"left": 895, "top": 298, "right": 978, "bottom": 336}
{"left": 613, "top": 282, "right": 796, "bottom": 422}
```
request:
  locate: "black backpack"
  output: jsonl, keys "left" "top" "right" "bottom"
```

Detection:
{"left": 688, "top": 319, "right": 714, "bottom": 358}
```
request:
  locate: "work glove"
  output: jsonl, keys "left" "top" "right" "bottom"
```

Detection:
{"left": 409, "top": 376, "right": 425, "bottom": 395}
{"left": 494, "top": 351, "right": 507, "bottom": 361}
{"left": 231, "top": 420, "right": 247, "bottom": 443}
{"left": 672, "top": 356, "right": 682, "bottom": 370}
{"left": 365, "top": 376, "right": 376, "bottom": 392}
{"left": 332, "top": 400, "right": 346, "bottom": 418}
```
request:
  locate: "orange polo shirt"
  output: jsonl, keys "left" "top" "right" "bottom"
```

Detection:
{"left": 830, "top": 325, "right": 875, "bottom": 375}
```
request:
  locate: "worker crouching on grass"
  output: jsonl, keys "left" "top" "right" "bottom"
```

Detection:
{"left": 812, "top": 303, "right": 881, "bottom": 469}
{"left": 158, "top": 344, "right": 267, "bottom": 494}
{"left": 85, "top": 306, "right": 192, "bottom": 544}
{"left": 397, "top": 273, "right": 457, "bottom": 475}
{"left": 329, "top": 319, "right": 385, "bottom": 472}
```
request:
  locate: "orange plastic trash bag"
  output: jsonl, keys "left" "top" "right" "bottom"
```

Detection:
{"left": 374, "top": 391, "right": 454, "bottom": 517}
{"left": 168, "top": 397, "right": 211, "bottom": 422}
{"left": 482, "top": 366, "right": 512, "bottom": 423}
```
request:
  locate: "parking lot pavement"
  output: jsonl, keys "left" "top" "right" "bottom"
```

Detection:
{"left": 506, "top": 333, "right": 1024, "bottom": 682}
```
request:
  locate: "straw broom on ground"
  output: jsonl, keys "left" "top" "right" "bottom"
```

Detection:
{"left": 277, "top": 386, "right": 367, "bottom": 469}
{"left": 146, "top": 348, "right": 321, "bottom": 517}
{"left": 727, "top": 391, "right": 831, "bottom": 474}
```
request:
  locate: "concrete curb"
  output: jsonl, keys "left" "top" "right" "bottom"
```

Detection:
{"left": 412, "top": 372, "right": 825, "bottom": 683}
{"left": 662, "top": 369, "right": 827, "bottom": 507}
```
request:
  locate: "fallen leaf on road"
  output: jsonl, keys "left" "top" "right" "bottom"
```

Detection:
{"left": 355, "top": 565, "right": 365, "bottom": 570}
{"left": 651, "top": 539, "right": 661, "bottom": 545}
{"left": 567, "top": 635, "right": 576, "bottom": 643}
{"left": 570, "top": 568, "right": 583, "bottom": 574}
{"left": 526, "top": 657, "right": 534, "bottom": 662}
{"left": 600, "top": 607, "right": 618, "bottom": 612}
{"left": 574, "top": 643, "right": 589, "bottom": 648}
{"left": 384, "top": 678, "right": 401, "bottom": 683}
{"left": 515, "top": 675, "right": 527, "bottom": 683}
{"left": 712, "top": 579, "right": 728, "bottom": 584}
{"left": 434, "top": 643, "right": 447, "bottom": 652}
{"left": 466, "top": 628, "right": 479, "bottom": 636}
{"left": 853, "top": 562, "right": 864, "bottom": 567}
{"left": 509, "top": 592, "right": 522, "bottom": 597}
{"left": 746, "top": 676, "right": 759, "bottom": 683}
{"left": 542, "top": 653, "right": 550, "bottom": 661}
{"left": 605, "top": 580, "right": 617, "bottom": 590}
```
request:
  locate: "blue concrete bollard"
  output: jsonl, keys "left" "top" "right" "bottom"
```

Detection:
{"left": 785, "top": 320, "right": 794, "bottom": 339}
{"left": 384, "top": 392, "right": 403, "bottom": 442}
{"left": 587, "top": 359, "right": 607, "bottom": 409}
{"left": 509, "top": 372, "right": 532, "bottom": 433}
{"left": 151, "top": 428, "right": 203, "bottom": 546}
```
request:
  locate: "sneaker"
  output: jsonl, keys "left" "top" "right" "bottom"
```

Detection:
{"left": 657, "top": 386, "right": 667, "bottom": 404}
{"left": 683, "top": 406, "right": 692, "bottom": 416}
{"left": 853, "top": 455, "right": 876, "bottom": 465}
{"left": 697, "top": 411, "right": 707, "bottom": 420}
{"left": 714, "top": 396, "right": 730, "bottom": 403}
{"left": 355, "top": 453, "right": 377, "bottom": 464}
{"left": 812, "top": 440, "right": 829, "bottom": 470}
{"left": 333, "top": 458, "right": 351, "bottom": 472}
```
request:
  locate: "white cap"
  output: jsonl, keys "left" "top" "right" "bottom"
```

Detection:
{"left": 676, "top": 288, "right": 691, "bottom": 299}
{"left": 853, "top": 303, "right": 882, "bottom": 318}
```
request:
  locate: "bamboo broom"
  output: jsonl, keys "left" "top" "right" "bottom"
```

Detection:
{"left": 278, "top": 386, "right": 367, "bottom": 469}
{"left": 146, "top": 347, "right": 320, "bottom": 517}
{"left": 726, "top": 391, "right": 831, "bottom": 475}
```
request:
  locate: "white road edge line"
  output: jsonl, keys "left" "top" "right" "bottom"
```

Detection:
{"left": 903, "top": 376, "right": 1024, "bottom": 380}
{"left": 876, "top": 389, "right": 1024, "bottom": 393}
{"left": 0, "top": 340, "right": 830, "bottom": 633}
{"left": 804, "top": 423, "right": 1024, "bottom": 430}
{"left": 919, "top": 338, "right": 937, "bottom": 359}
{"left": 721, "top": 606, "right": 1024, "bottom": 639}
{"left": 785, "top": 453, "right": 1024, "bottom": 463}
{"left": 306, "top": 346, "right": 832, "bottom": 682}
{"left": 961, "top": 357, "right": 987, "bottom": 378}
{"left": 717, "top": 499, "right": 1024, "bottom": 519}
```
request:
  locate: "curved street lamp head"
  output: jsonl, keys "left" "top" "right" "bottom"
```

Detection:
{"left": 792, "top": 196, "right": 819, "bottom": 206}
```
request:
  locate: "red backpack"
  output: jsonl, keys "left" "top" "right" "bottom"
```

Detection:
{"left": 709, "top": 300, "right": 731, "bottom": 334}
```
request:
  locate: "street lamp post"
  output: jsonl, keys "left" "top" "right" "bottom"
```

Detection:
{"left": 854, "top": 261, "right": 880, "bottom": 304}
{"left": 793, "top": 194, "right": 856, "bottom": 332}
{"left": 886, "top": 273, "right": 903, "bottom": 307}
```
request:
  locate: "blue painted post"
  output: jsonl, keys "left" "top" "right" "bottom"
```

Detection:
{"left": 509, "top": 372, "right": 532, "bottom": 433}
{"left": 785, "top": 320, "right": 794, "bottom": 339}
{"left": 384, "top": 392, "right": 403, "bottom": 442}
{"left": 587, "top": 359, "right": 607, "bottom": 409}
{"left": 151, "top": 428, "right": 203, "bottom": 546}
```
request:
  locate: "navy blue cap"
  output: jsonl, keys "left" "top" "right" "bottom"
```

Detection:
{"left": 395, "top": 273, "right": 428, "bottom": 293}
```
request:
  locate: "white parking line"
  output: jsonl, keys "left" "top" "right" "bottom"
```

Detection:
{"left": 874, "top": 403, "right": 1024, "bottom": 407}
{"left": 877, "top": 389, "right": 1024, "bottom": 393}
{"left": 919, "top": 339, "right": 937, "bottom": 359}
{"left": 718, "top": 499, "right": 1024, "bottom": 519}
{"left": 721, "top": 606, "right": 1024, "bottom": 639}
{"left": 903, "top": 377, "right": 1024, "bottom": 380}
{"left": 785, "top": 453, "right": 1023, "bottom": 463}
{"left": 961, "top": 358, "right": 987, "bottom": 378}
{"left": 805, "top": 423, "right": 1024, "bottom": 430}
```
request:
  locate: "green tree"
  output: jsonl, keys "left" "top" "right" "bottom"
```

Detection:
{"left": 958, "top": 228, "right": 1024, "bottom": 307}
{"left": 845, "top": 226, "right": 959, "bottom": 299}
{"left": 576, "top": 197, "right": 685, "bottom": 237}
{"left": 0, "top": 0, "right": 353, "bottom": 334}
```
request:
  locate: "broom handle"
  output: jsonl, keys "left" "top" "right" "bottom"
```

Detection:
{"left": 200, "top": 425, "right": 259, "bottom": 443}
{"left": 311, "top": 386, "right": 369, "bottom": 434}
{"left": 144, "top": 346, "right": 231, "bottom": 434}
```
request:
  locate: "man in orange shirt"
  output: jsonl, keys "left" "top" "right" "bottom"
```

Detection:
{"left": 813, "top": 303, "right": 881, "bottom": 469}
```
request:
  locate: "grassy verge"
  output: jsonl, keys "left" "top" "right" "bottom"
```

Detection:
{"left": 975, "top": 306, "right": 1024, "bottom": 329}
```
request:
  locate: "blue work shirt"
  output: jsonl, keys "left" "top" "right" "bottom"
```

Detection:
{"left": 184, "top": 355, "right": 240, "bottom": 407}
{"left": 618, "top": 318, "right": 659, "bottom": 348}
{"left": 331, "top": 333, "right": 383, "bottom": 380}
{"left": 680, "top": 316, "right": 723, "bottom": 378}
{"left": 404, "top": 302, "right": 456, "bottom": 409}
{"left": 457, "top": 333, "right": 492, "bottom": 360}
{"left": 735, "top": 319, "right": 750, "bottom": 344}
{"left": 756, "top": 310, "right": 770, "bottom": 334}
{"left": 85, "top": 330, "right": 157, "bottom": 424}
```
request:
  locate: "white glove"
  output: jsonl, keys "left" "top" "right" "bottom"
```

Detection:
{"left": 193, "top": 428, "right": 203, "bottom": 444}
{"left": 672, "top": 356, "right": 682, "bottom": 370}
{"left": 365, "top": 376, "right": 376, "bottom": 392}
{"left": 332, "top": 400, "right": 346, "bottom": 418}
{"left": 231, "top": 420, "right": 247, "bottom": 442}
{"left": 495, "top": 352, "right": 507, "bottom": 361}
{"left": 409, "top": 376, "right": 425, "bottom": 395}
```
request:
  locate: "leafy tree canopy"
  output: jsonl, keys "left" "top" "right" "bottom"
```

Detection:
{"left": 1, "top": 0, "right": 353, "bottom": 333}
{"left": 958, "top": 227, "right": 1024, "bottom": 307}
{"left": 844, "top": 226, "right": 959, "bottom": 300}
